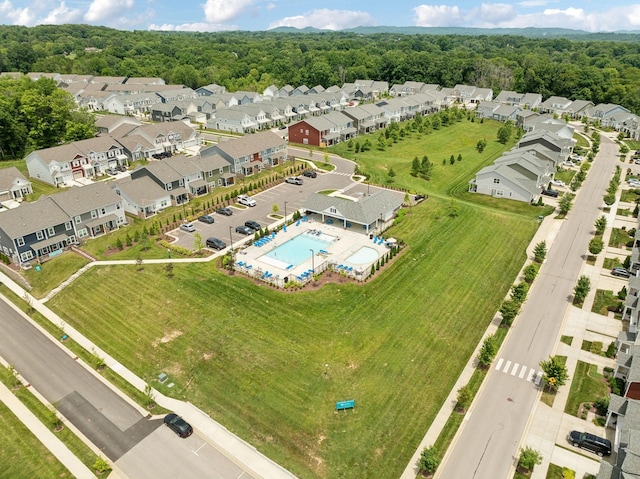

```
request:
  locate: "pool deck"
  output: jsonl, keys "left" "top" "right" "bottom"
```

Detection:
{"left": 232, "top": 216, "right": 392, "bottom": 285}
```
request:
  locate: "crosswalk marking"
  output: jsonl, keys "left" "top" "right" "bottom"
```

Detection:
{"left": 503, "top": 360, "right": 512, "bottom": 373}
{"left": 495, "top": 358, "right": 542, "bottom": 385}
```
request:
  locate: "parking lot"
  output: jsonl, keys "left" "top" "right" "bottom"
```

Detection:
{"left": 169, "top": 167, "right": 355, "bottom": 250}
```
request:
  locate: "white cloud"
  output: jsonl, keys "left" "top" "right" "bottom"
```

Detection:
{"left": 268, "top": 9, "right": 375, "bottom": 30}
{"left": 0, "top": 0, "right": 35, "bottom": 25}
{"left": 518, "top": 0, "right": 555, "bottom": 7}
{"left": 148, "top": 22, "right": 237, "bottom": 32}
{"left": 477, "top": 3, "right": 516, "bottom": 23}
{"left": 84, "top": 0, "right": 134, "bottom": 23}
{"left": 412, "top": 3, "right": 640, "bottom": 32}
{"left": 40, "top": 2, "right": 83, "bottom": 24}
{"left": 203, "top": 0, "right": 257, "bottom": 24}
{"left": 413, "top": 5, "right": 463, "bottom": 27}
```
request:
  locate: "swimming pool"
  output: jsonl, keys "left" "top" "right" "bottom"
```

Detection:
{"left": 345, "top": 246, "right": 379, "bottom": 265}
{"left": 260, "top": 231, "right": 334, "bottom": 269}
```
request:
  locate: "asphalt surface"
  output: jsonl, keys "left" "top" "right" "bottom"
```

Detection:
{"left": 436, "top": 133, "right": 621, "bottom": 479}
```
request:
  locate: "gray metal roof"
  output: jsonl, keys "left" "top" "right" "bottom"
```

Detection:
{"left": 302, "top": 191, "right": 403, "bottom": 225}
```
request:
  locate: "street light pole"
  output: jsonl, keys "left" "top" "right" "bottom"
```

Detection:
{"left": 228, "top": 226, "right": 233, "bottom": 252}
{"left": 309, "top": 249, "right": 315, "bottom": 274}
{"left": 284, "top": 201, "right": 288, "bottom": 225}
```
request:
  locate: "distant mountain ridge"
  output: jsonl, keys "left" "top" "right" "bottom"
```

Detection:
{"left": 270, "top": 25, "right": 640, "bottom": 40}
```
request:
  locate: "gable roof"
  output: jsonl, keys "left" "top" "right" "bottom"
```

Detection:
{"left": 0, "top": 167, "right": 30, "bottom": 192}
{"left": 114, "top": 176, "right": 169, "bottom": 207}
{"left": 302, "top": 191, "right": 402, "bottom": 225}
{"left": 50, "top": 182, "right": 120, "bottom": 217}
{"left": 0, "top": 197, "right": 70, "bottom": 237}
{"left": 214, "top": 130, "right": 284, "bottom": 159}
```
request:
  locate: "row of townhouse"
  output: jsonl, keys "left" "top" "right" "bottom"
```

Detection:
{"left": 102, "top": 130, "right": 286, "bottom": 219}
{"left": 0, "top": 182, "right": 125, "bottom": 265}
{"left": 469, "top": 114, "right": 576, "bottom": 202}
{"left": 597, "top": 217, "right": 640, "bottom": 478}
{"left": 26, "top": 117, "right": 201, "bottom": 186}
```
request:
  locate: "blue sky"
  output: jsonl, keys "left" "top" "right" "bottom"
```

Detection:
{"left": 1, "top": 0, "right": 639, "bottom": 33}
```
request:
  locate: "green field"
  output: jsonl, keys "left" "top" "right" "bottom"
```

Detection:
{"left": 41, "top": 119, "right": 548, "bottom": 478}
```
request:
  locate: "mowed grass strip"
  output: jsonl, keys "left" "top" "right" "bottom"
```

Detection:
{"left": 22, "top": 251, "right": 89, "bottom": 299}
{"left": 0, "top": 399, "right": 72, "bottom": 479}
{"left": 48, "top": 195, "right": 538, "bottom": 479}
{"left": 564, "top": 361, "right": 608, "bottom": 417}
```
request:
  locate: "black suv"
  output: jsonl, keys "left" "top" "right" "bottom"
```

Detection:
{"left": 568, "top": 431, "right": 611, "bottom": 456}
{"left": 542, "top": 189, "right": 559, "bottom": 197}
{"left": 206, "top": 237, "right": 226, "bottom": 250}
{"left": 245, "top": 220, "right": 261, "bottom": 231}
{"left": 164, "top": 413, "right": 193, "bottom": 438}
{"left": 302, "top": 170, "right": 317, "bottom": 178}
{"left": 235, "top": 225, "right": 253, "bottom": 235}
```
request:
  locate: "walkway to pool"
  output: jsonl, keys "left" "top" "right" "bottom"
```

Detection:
{"left": 232, "top": 214, "right": 394, "bottom": 287}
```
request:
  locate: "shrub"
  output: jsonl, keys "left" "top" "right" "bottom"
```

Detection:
{"left": 418, "top": 447, "right": 440, "bottom": 474}
{"left": 523, "top": 263, "right": 539, "bottom": 283}
{"left": 518, "top": 447, "right": 542, "bottom": 472}
{"left": 92, "top": 457, "right": 112, "bottom": 474}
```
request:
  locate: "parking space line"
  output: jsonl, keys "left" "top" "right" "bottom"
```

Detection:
{"left": 192, "top": 442, "right": 207, "bottom": 456}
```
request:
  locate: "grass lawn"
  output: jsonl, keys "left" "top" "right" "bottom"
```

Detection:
{"left": 591, "top": 290, "right": 623, "bottom": 316}
{"left": 603, "top": 257, "right": 626, "bottom": 270}
{"left": 0, "top": 398, "right": 72, "bottom": 479}
{"left": 48, "top": 196, "right": 539, "bottom": 479}
{"left": 553, "top": 168, "right": 576, "bottom": 185}
{"left": 546, "top": 463, "right": 574, "bottom": 479}
{"left": 22, "top": 251, "right": 90, "bottom": 299}
{"left": 560, "top": 336, "right": 573, "bottom": 346}
{"left": 564, "top": 361, "right": 608, "bottom": 417}
{"left": 608, "top": 228, "right": 633, "bottom": 249}
{"left": 619, "top": 188, "right": 640, "bottom": 204}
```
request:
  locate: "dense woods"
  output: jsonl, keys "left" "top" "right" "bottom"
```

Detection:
{"left": 0, "top": 25, "right": 639, "bottom": 114}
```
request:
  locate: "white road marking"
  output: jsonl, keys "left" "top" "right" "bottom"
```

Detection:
{"left": 192, "top": 442, "right": 207, "bottom": 456}
{"left": 519, "top": 365, "right": 527, "bottom": 379}
{"left": 503, "top": 360, "right": 512, "bottom": 373}
{"left": 527, "top": 369, "right": 536, "bottom": 382}
{"left": 511, "top": 363, "right": 519, "bottom": 376}
{"left": 495, "top": 358, "right": 504, "bottom": 370}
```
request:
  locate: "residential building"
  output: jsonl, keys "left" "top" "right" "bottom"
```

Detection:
{"left": 112, "top": 176, "right": 171, "bottom": 219}
{"left": 0, "top": 167, "right": 33, "bottom": 202}
{"left": 209, "top": 130, "right": 287, "bottom": 175}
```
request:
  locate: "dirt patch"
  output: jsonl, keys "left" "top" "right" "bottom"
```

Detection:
{"left": 202, "top": 352, "right": 214, "bottom": 360}
{"left": 152, "top": 329, "right": 183, "bottom": 347}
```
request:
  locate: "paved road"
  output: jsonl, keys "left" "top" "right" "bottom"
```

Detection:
{"left": 0, "top": 297, "right": 266, "bottom": 479}
{"left": 436, "top": 133, "right": 620, "bottom": 479}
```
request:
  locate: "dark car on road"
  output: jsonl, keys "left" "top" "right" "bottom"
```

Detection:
{"left": 612, "top": 267, "right": 630, "bottom": 278}
{"left": 216, "top": 207, "right": 233, "bottom": 216}
{"left": 568, "top": 430, "right": 611, "bottom": 456}
{"left": 206, "top": 237, "right": 226, "bottom": 250}
{"left": 245, "top": 220, "right": 261, "bottom": 231}
{"left": 198, "top": 215, "right": 214, "bottom": 224}
{"left": 164, "top": 414, "right": 193, "bottom": 438}
{"left": 302, "top": 170, "right": 317, "bottom": 178}
{"left": 235, "top": 225, "right": 254, "bottom": 235}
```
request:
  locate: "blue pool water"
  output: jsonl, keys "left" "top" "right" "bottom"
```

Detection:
{"left": 262, "top": 232, "right": 333, "bottom": 267}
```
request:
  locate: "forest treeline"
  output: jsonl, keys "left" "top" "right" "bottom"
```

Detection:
{"left": 1, "top": 25, "right": 640, "bottom": 113}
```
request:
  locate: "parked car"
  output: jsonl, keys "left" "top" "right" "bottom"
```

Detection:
{"left": 563, "top": 160, "right": 575, "bottom": 167}
{"left": 198, "top": 215, "right": 215, "bottom": 224}
{"left": 245, "top": 220, "right": 261, "bottom": 231}
{"left": 550, "top": 179, "right": 565, "bottom": 187}
{"left": 302, "top": 170, "right": 317, "bottom": 178}
{"left": 541, "top": 189, "right": 559, "bottom": 198}
{"left": 567, "top": 431, "right": 611, "bottom": 456}
{"left": 164, "top": 413, "right": 193, "bottom": 438}
{"left": 105, "top": 167, "right": 119, "bottom": 176}
{"left": 179, "top": 223, "right": 196, "bottom": 232}
{"left": 206, "top": 237, "right": 226, "bottom": 250}
{"left": 612, "top": 267, "right": 630, "bottom": 278}
{"left": 237, "top": 195, "right": 256, "bottom": 207}
{"left": 285, "top": 176, "right": 303, "bottom": 185}
{"left": 415, "top": 194, "right": 426, "bottom": 201}
{"left": 235, "top": 225, "right": 254, "bottom": 235}
{"left": 279, "top": 125, "right": 287, "bottom": 130}
{"left": 216, "top": 207, "right": 233, "bottom": 216}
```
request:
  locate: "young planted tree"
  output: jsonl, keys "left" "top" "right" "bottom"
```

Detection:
{"left": 523, "top": 263, "right": 539, "bottom": 283}
{"left": 477, "top": 334, "right": 499, "bottom": 367}
{"left": 511, "top": 282, "right": 529, "bottom": 303}
{"left": 539, "top": 356, "right": 569, "bottom": 391}
{"left": 456, "top": 384, "right": 474, "bottom": 413}
{"left": 518, "top": 447, "right": 542, "bottom": 473}
{"left": 574, "top": 275, "right": 591, "bottom": 305}
{"left": 499, "top": 299, "right": 521, "bottom": 326}
{"left": 588, "top": 237, "right": 604, "bottom": 256}
{"left": 533, "top": 241, "right": 547, "bottom": 263}
{"left": 559, "top": 193, "right": 574, "bottom": 215}
{"left": 418, "top": 447, "right": 440, "bottom": 475}
{"left": 594, "top": 216, "right": 607, "bottom": 234}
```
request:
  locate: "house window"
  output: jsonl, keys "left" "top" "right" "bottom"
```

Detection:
{"left": 36, "top": 231, "right": 44, "bottom": 240}
{"left": 493, "top": 178, "right": 500, "bottom": 184}
{"left": 78, "top": 228, "right": 88, "bottom": 238}
{"left": 167, "top": 183, "right": 172, "bottom": 191}
{"left": 330, "top": 207, "right": 337, "bottom": 214}
{"left": 20, "top": 251, "right": 33, "bottom": 262}
{"left": 218, "top": 179, "right": 223, "bottom": 186}
{"left": 208, "top": 171, "right": 213, "bottom": 177}
{"left": 91, "top": 210, "right": 97, "bottom": 219}
{"left": 495, "top": 190, "right": 504, "bottom": 196}
{"left": 67, "top": 235, "right": 76, "bottom": 244}
{"left": 101, "top": 208, "right": 106, "bottom": 215}
{"left": 47, "top": 227, "right": 55, "bottom": 236}
{"left": 75, "top": 215, "right": 81, "bottom": 224}
{"left": 65, "top": 222, "right": 72, "bottom": 231}
{"left": 160, "top": 200, "right": 168, "bottom": 207}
